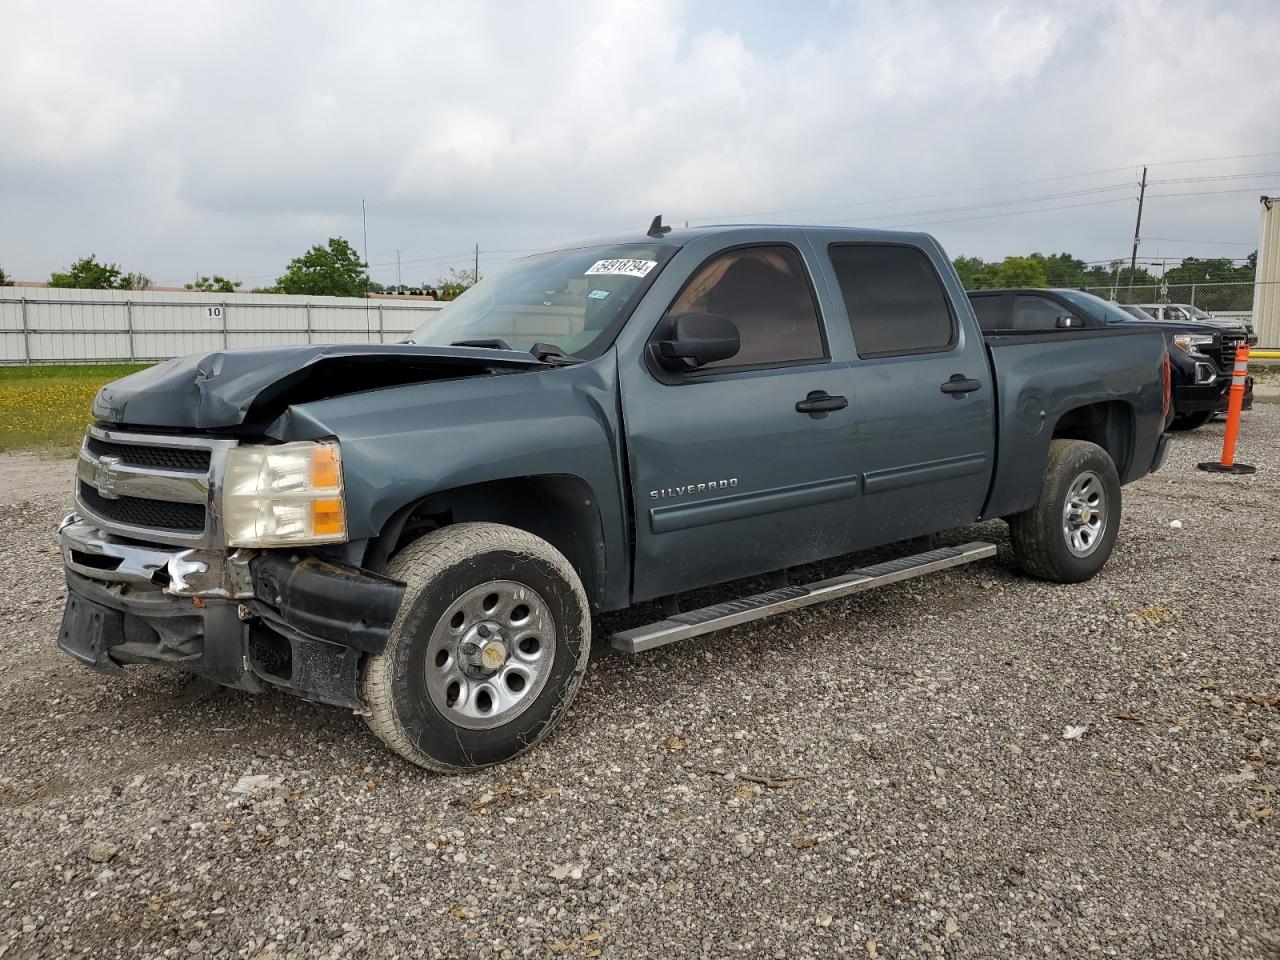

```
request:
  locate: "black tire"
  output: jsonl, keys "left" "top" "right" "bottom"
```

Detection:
{"left": 1008, "top": 439, "right": 1121, "bottom": 584}
{"left": 1169, "top": 410, "right": 1213, "bottom": 431}
{"left": 362, "top": 522, "right": 590, "bottom": 771}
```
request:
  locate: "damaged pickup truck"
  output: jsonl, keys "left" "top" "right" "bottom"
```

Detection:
{"left": 58, "top": 222, "right": 1174, "bottom": 771}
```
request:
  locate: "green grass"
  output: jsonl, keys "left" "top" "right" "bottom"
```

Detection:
{"left": 0, "top": 364, "right": 151, "bottom": 454}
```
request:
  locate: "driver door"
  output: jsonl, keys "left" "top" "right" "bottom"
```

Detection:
{"left": 618, "top": 239, "right": 862, "bottom": 603}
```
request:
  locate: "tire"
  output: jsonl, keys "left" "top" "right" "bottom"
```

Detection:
{"left": 362, "top": 522, "right": 590, "bottom": 772}
{"left": 1169, "top": 410, "right": 1213, "bottom": 431}
{"left": 1008, "top": 439, "right": 1122, "bottom": 584}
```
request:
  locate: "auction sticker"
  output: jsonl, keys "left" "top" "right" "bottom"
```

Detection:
{"left": 585, "top": 258, "right": 657, "bottom": 278}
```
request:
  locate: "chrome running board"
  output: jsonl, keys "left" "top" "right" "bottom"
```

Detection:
{"left": 609, "top": 541, "right": 997, "bottom": 654}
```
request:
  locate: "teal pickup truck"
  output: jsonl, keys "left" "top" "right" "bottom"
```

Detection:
{"left": 58, "top": 220, "right": 1172, "bottom": 770}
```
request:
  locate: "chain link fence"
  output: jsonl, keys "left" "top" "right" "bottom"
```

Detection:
{"left": 1079, "top": 280, "right": 1260, "bottom": 313}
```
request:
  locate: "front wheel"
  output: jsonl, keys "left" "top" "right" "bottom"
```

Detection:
{"left": 1008, "top": 439, "right": 1121, "bottom": 583}
{"left": 362, "top": 523, "right": 590, "bottom": 771}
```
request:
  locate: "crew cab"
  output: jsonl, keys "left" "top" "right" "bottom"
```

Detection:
{"left": 58, "top": 224, "right": 1172, "bottom": 770}
{"left": 968, "top": 287, "right": 1251, "bottom": 431}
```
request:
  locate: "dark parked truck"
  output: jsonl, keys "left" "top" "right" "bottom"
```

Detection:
{"left": 58, "top": 224, "right": 1173, "bottom": 770}
{"left": 968, "top": 287, "right": 1252, "bottom": 431}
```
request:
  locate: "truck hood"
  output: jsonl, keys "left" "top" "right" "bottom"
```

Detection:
{"left": 92, "top": 344, "right": 547, "bottom": 430}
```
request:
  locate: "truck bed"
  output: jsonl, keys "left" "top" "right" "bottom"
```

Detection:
{"left": 981, "top": 325, "right": 1168, "bottom": 520}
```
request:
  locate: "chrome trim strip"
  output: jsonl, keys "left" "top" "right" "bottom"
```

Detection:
{"left": 76, "top": 453, "right": 209, "bottom": 504}
{"left": 610, "top": 542, "right": 997, "bottom": 653}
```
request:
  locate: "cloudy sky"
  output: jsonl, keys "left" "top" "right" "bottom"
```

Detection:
{"left": 2, "top": 0, "right": 1277, "bottom": 288}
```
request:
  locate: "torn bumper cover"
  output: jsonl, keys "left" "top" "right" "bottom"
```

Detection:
{"left": 56, "top": 517, "right": 405, "bottom": 710}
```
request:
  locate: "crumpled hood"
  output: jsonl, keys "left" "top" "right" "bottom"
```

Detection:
{"left": 92, "top": 344, "right": 546, "bottom": 430}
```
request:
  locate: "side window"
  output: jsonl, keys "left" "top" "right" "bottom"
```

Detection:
{"left": 969, "top": 295, "right": 1005, "bottom": 332}
{"left": 665, "top": 245, "right": 825, "bottom": 370}
{"left": 1011, "top": 295, "right": 1069, "bottom": 331}
{"left": 827, "top": 245, "right": 955, "bottom": 357}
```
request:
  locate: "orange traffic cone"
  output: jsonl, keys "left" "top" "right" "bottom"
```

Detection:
{"left": 1197, "top": 342, "right": 1256, "bottom": 475}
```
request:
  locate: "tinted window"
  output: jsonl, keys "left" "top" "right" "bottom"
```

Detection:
{"left": 827, "top": 245, "right": 955, "bottom": 357}
{"left": 1011, "top": 295, "right": 1069, "bottom": 330}
{"left": 969, "top": 294, "right": 1005, "bottom": 331}
{"left": 667, "top": 246, "right": 825, "bottom": 369}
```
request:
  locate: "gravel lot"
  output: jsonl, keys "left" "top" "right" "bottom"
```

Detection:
{"left": 1, "top": 407, "right": 1277, "bottom": 959}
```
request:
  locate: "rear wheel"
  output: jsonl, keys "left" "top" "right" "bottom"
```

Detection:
{"left": 1008, "top": 439, "right": 1121, "bottom": 583}
{"left": 362, "top": 523, "right": 590, "bottom": 771}
{"left": 1169, "top": 410, "right": 1213, "bottom": 431}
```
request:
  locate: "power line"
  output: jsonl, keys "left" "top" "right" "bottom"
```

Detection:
{"left": 835, "top": 196, "right": 1134, "bottom": 230}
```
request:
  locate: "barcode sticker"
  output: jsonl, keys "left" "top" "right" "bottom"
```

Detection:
{"left": 585, "top": 258, "right": 657, "bottom": 278}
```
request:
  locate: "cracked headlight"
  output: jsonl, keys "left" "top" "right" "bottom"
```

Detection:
{"left": 223, "top": 441, "right": 347, "bottom": 547}
{"left": 1172, "top": 333, "right": 1215, "bottom": 358}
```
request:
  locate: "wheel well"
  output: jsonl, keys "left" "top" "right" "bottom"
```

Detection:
{"left": 363, "top": 475, "right": 608, "bottom": 610}
{"left": 1051, "top": 401, "right": 1134, "bottom": 479}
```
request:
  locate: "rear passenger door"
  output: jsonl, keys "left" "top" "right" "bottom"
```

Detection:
{"left": 822, "top": 241, "right": 995, "bottom": 546}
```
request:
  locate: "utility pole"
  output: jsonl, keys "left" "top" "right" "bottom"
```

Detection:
{"left": 362, "top": 198, "right": 371, "bottom": 335}
{"left": 395, "top": 249, "right": 401, "bottom": 290}
{"left": 1128, "top": 165, "right": 1147, "bottom": 293}
{"left": 474, "top": 243, "right": 480, "bottom": 282}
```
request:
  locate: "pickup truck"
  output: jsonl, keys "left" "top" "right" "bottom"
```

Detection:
{"left": 967, "top": 287, "right": 1251, "bottom": 431}
{"left": 57, "top": 223, "right": 1173, "bottom": 771}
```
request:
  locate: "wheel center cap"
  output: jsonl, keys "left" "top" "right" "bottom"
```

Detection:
{"left": 459, "top": 622, "right": 508, "bottom": 676}
{"left": 479, "top": 639, "right": 507, "bottom": 671}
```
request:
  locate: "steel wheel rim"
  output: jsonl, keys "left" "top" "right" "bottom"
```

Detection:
{"left": 1062, "top": 469, "right": 1106, "bottom": 558}
{"left": 424, "top": 579, "right": 557, "bottom": 731}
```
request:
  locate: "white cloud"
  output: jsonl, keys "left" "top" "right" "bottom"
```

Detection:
{"left": 0, "top": 0, "right": 1276, "bottom": 286}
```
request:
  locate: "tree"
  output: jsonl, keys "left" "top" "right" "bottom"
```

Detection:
{"left": 435, "top": 267, "right": 481, "bottom": 301}
{"left": 992, "top": 256, "right": 1047, "bottom": 288}
{"left": 185, "top": 275, "right": 239, "bottom": 293}
{"left": 49, "top": 254, "right": 150, "bottom": 290}
{"left": 0, "top": 264, "right": 8, "bottom": 286}
{"left": 272, "top": 237, "right": 369, "bottom": 297}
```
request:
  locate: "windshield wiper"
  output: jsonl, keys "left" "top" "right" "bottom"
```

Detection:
{"left": 451, "top": 338, "right": 513, "bottom": 351}
{"left": 528, "top": 342, "right": 581, "bottom": 365}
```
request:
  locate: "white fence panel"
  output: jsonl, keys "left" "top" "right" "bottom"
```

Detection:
{"left": 0, "top": 289, "right": 444, "bottom": 363}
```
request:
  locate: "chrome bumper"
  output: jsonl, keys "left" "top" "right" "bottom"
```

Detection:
{"left": 57, "top": 515, "right": 253, "bottom": 598}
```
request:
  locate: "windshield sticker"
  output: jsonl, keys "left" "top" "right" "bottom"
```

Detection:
{"left": 585, "top": 258, "right": 657, "bottom": 279}
{"left": 587, "top": 288, "right": 611, "bottom": 300}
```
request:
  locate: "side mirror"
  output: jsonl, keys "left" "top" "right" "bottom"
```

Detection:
{"left": 655, "top": 313, "right": 740, "bottom": 371}
{"left": 1055, "top": 315, "right": 1084, "bottom": 329}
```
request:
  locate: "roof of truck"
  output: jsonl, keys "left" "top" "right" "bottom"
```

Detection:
{"left": 533, "top": 222, "right": 939, "bottom": 254}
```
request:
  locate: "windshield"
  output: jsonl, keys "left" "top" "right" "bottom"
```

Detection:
{"left": 409, "top": 242, "right": 675, "bottom": 358}
{"left": 1057, "top": 290, "right": 1144, "bottom": 324}
{"left": 1186, "top": 305, "right": 1213, "bottom": 319}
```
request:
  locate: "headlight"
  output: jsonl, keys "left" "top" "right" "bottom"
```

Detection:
{"left": 1172, "top": 334, "right": 1215, "bottom": 357}
{"left": 223, "top": 441, "right": 347, "bottom": 547}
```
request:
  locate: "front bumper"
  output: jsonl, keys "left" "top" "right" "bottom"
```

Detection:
{"left": 1174, "top": 377, "right": 1254, "bottom": 415}
{"left": 56, "top": 517, "right": 404, "bottom": 709}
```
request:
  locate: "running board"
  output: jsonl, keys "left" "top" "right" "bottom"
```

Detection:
{"left": 609, "top": 541, "right": 997, "bottom": 654}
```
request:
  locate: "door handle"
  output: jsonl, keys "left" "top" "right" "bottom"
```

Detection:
{"left": 940, "top": 375, "right": 982, "bottom": 396}
{"left": 795, "top": 391, "right": 848, "bottom": 414}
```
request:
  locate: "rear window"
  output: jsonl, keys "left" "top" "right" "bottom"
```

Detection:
{"left": 827, "top": 245, "right": 955, "bottom": 357}
{"left": 969, "top": 295, "right": 1004, "bottom": 331}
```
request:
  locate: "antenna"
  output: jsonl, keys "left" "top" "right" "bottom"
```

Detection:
{"left": 647, "top": 214, "right": 672, "bottom": 238}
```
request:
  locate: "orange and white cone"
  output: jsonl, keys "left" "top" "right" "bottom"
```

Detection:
{"left": 1198, "top": 342, "right": 1256, "bottom": 475}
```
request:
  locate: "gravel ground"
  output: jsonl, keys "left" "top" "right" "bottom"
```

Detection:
{"left": 1, "top": 408, "right": 1278, "bottom": 959}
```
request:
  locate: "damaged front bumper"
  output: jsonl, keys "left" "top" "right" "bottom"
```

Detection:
{"left": 56, "top": 516, "right": 404, "bottom": 710}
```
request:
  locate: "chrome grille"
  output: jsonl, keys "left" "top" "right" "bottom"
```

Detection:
{"left": 78, "top": 481, "right": 206, "bottom": 532}
{"left": 85, "top": 436, "right": 210, "bottom": 472}
{"left": 75, "top": 427, "right": 234, "bottom": 547}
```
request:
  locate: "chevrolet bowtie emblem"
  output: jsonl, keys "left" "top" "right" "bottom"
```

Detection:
{"left": 94, "top": 455, "right": 123, "bottom": 499}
